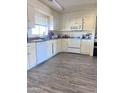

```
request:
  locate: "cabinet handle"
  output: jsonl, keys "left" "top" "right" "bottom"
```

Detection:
{"left": 52, "top": 43, "right": 54, "bottom": 54}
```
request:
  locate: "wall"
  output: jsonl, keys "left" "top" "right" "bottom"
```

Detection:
{"left": 27, "top": 0, "right": 60, "bottom": 38}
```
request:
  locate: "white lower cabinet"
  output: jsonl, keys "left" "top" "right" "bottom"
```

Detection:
{"left": 36, "top": 42, "right": 49, "bottom": 65}
{"left": 81, "top": 40, "right": 91, "bottom": 55}
{"left": 46, "top": 40, "right": 53, "bottom": 58}
{"left": 27, "top": 39, "right": 93, "bottom": 70}
{"left": 67, "top": 38, "right": 81, "bottom": 53}
{"left": 50, "top": 39, "right": 62, "bottom": 55}
{"left": 27, "top": 43, "right": 36, "bottom": 70}
{"left": 27, "top": 54, "right": 30, "bottom": 70}
{"left": 52, "top": 40, "right": 57, "bottom": 55}
{"left": 61, "top": 39, "right": 68, "bottom": 52}
{"left": 36, "top": 40, "right": 54, "bottom": 65}
{"left": 57, "top": 39, "right": 62, "bottom": 53}
{"left": 68, "top": 48, "right": 80, "bottom": 53}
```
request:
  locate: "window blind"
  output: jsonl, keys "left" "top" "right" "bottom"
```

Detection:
{"left": 31, "top": 11, "right": 49, "bottom": 36}
{"left": 35, "top": 12, "right": 48, "bottom": 26}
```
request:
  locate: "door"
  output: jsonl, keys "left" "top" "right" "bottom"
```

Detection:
{"left": 36, "top": 42, "right": 48, "bottom": 64}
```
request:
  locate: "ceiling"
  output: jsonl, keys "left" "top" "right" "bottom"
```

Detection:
{"left": 39, "top": 0, "right": 97, "bottom": 13}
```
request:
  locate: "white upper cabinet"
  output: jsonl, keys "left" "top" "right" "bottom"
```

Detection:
{"left": 83, "top": 16, "right": 96, "bottom": 31}
{"left": 52, "top": 14, "right": 60, "bottom": 31}
{"left": 60, "top": 15, "right": 96, "bottom": 31}
{"left": 27, "top": 4, "right": 35, "bottom": 28}
{"left": 59, "top": 11, "right": 96, "bottom": 32}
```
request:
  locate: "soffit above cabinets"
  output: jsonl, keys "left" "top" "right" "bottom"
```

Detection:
{"left": 39, "top": 0, "right": 97, "bottom": 13}
{"left": 38, "top": 0, "right": 64, "bottom": 12}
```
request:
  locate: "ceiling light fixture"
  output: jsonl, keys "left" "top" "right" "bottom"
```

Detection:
{"left": 48, "top": 0, "right": 64, "bottom": 10}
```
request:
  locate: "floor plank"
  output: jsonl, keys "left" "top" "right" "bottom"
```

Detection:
{"left": 27, "top": 53, "right": 97, "bottom": 93}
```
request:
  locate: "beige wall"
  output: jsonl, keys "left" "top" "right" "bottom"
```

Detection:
{"left": 27, "top": 0, "right": 60, "bottom": 30}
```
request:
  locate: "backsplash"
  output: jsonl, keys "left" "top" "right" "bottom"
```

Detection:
{"left": 28, "top": 28, "right": 93, "bottom": 40}
{"left": 53, "top": 31, "right": 93, "bottom": 39}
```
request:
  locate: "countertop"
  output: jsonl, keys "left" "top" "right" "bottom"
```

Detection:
{"left": 27, "top": 37, "right": 92, "bottom": 43}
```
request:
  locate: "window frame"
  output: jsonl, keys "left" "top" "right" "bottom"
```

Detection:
{"left": 31, "top": 24, "right": 49, "bottom": 37}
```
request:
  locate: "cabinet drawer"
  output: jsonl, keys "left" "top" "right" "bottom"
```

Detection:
{"left": 68, "top": 39, "right": 81, "bottom": 48}
{"left": 68, "top": 48, "right": 80, "bottom": 53}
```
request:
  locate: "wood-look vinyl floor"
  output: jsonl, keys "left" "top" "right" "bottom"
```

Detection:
{"left": 27, "top": 53, "right": 97, "bottom": 93}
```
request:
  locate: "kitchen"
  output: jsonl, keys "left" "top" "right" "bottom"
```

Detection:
{"left": 27, "top": 0, "right": 97, "bottom": 93}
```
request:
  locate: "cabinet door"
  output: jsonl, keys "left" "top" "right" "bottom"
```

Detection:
{"left": 27, "top": 4, "right": 35, "bottom": 28}
{"left": 27, "top": 43, "right": 36, "bottom": 69}
{"left": 53, "top": 40, "right": 58, "bottom": 55}
{"left": 83, "top": 16, "right": 96, "bottom": 31}
{"left": 27, "top": 48, "right": 30, "bottom": 70}
{"left": 57, "top": 39, "right": 62, "bottom": 53}
{"left": 81, "top": 40, "right": 91, "bottom": 55}
{"left": 53, "top": 16, "right": 59, "bottom": 30}
{"left": 68, "top": 38, "right": 81, "bottom": 48}
{"left": 61, "top": 16, "right": 71, "bottom": 31}
{"left": 36, "top": 42, "right": 48, "bottom": 64}
{"left": 61, "top": 39, "right": 68, "bottom": 52}
{"left": 46, "top": 41, "right": 53, "bottom": 58}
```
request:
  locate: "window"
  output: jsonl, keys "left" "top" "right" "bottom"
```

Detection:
{"left": 31, "top": 12, "right": 49, "bottom": 37}
{"left": 39, "top": 25, "right": 48, "bottom": 36}
{"left": 32, "top": 25, "right": 48, "bottom": 36}
{"left": 32, "top": 25, "right": 39, "bottom": 35}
